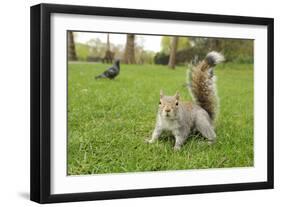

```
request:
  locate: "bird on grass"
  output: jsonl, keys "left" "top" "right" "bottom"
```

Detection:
{"left": 95, "top": 59, "right": 120, "bottom": 80}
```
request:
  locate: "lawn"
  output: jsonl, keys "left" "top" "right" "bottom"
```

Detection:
{"left": 67, "top": 62, "right": 253, "bottom": 175}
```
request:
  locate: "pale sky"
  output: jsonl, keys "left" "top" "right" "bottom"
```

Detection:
{"left": 74, "top": 32, "right": 162, "bottom": 52}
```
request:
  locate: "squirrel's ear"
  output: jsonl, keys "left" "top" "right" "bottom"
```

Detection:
{"left": 175, "top": 91, "right": 180, "bottom": 100}
{"left": 160, "top": 89, "right": 164, "bottom": 98}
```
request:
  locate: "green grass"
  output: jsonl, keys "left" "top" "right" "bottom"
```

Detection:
{"left": 67, "top": 62, "right": 253, "bottom": 175}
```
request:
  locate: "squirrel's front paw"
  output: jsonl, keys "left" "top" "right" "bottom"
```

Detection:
{"left": 173, "top": 145, "right": 181, "bottom": 151}
{"left": 207, "top": 139, "right": 216, "bottom": 145}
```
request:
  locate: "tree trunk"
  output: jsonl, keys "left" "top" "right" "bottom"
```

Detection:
{"left": 123, "top": 34, "right": 136, "bottom": 64}
{"left": 106, "top": 33, "right": 111, "bottom": 51}
{"left": 68, "top": 31, "right": 77, "bottom": 61}
{"left": 103, "top": 33, "right": 114, "bottom": 63}
{"left": 168, "top": 36, "right": 178, "bottom": 69}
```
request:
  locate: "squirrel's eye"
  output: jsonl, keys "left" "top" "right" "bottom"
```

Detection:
{"left": 159, "top": 101, "right": 161, "bottom": 105}
{"left": 176, "top": 102, "right": 179, "bottom": 106}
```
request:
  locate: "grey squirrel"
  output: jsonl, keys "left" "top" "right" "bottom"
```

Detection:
{"left": 147, "top": 51, "right": 224, "bottom": 150}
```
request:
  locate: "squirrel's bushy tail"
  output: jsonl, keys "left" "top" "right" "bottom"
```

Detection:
{"left": 189, "top": 51, "right": 224, "bottom": 121}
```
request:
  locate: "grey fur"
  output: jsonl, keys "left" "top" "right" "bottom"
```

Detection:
{"left": 148, "top": 100, "right": 215, "bottom": 150}
{"left": 148, "top": 51, "right": 223, "bottom": 150}
{"left": 205, "top": 51, "right": 225, "bottom": 66}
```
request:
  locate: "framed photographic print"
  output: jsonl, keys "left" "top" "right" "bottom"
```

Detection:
{"left": 30, "top": 3, "right": 274, "bottom": 203}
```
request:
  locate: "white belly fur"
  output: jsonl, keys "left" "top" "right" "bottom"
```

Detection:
{"left": 160, "top": 117, "right": 180, "bottom": 131}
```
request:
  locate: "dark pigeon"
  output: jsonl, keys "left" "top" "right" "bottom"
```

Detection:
{"left": 95, "top": 60, "right": 120, "bottom": 80}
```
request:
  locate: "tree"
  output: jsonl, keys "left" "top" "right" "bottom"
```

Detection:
{"left": 168, "top": 36, "right": 179, "bottom": 69}
{"left": 161, "top": 36, "right": 190, "bottom": 54}
{"left": 161, "top": 36, "right": 171, "bottom": 54}
{"left": 75, "top": 43, "right": 90, "bottom": 61}
{"left": 68, "top": 31, "right": 77, "bottom": 61}
{"left": 87, "top": 38, "right": 107, "bottom": 58}
{"left": 123, "top": 34, "right": 136, "bottom": 64}
{"left": 188, "top": 37, "right": 253, "bottom": 63}
{"left": 111, "top": 44, "right": 124, "bottom": 60}
{"left": 103, "top": 33, "right": 114, "bottom": 63}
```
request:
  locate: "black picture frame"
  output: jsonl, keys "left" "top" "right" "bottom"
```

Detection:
{"left": 30, "top": 3, "right": 274, "bottom": 204}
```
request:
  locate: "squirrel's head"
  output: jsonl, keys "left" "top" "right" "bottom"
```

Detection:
{"left": 159, "top": 90, "right": 180, "bottom": 119}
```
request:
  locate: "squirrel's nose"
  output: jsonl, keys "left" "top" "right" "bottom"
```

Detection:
{"left": 165, "top": 108, "right": 171, "bottom": 112}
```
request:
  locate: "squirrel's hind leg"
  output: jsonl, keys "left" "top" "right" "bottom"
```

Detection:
{"left": 195, "top": 113, "right": 216, "bottom": 144}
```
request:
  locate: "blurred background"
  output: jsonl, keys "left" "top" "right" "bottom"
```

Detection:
{"left": 68, "top": 31, "right": 253, "bottom": 68}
